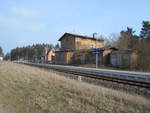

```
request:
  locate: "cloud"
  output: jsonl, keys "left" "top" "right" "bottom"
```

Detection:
{"left": 9, "top": 8, "right": 38, "bottom": 18}
{"left": 0, "top": 16, "right": 46, "bottom": 31}
{"left": 0, "top": 8, "right": 46, "bottom": 31}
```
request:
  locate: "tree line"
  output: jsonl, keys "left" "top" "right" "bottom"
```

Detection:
{"left": 106, "top": 21, "right": 150, "bottom": 54}
{"left": 106, "top": 20, "right": 150, "bottom": 71}
{"left": 0, "top": 46, "right": 4, "bottom": 57}
{"left": 4, "top": 43, "right": 59, "bottom": 61}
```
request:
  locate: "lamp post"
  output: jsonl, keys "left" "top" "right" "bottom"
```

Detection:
{"left": 93, "top": 33, "right": 98, "bottom": 68}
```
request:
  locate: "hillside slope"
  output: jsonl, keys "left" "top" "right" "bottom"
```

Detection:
{"left": 0, "top": 62, "right": 149, "bottom": 113}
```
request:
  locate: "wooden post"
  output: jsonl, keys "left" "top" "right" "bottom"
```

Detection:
{"left": 78, "top": 76, "right": 82, "bottom": 81}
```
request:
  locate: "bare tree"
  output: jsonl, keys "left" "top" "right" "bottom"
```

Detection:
{"left": 104, "top": 33, "right": 119, "bottom": 47}
{"left": 117, "top": 27, "right": 139, "bottom": 50}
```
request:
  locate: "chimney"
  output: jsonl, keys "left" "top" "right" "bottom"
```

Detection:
{"left": 93, "top": 32, "right": 97, "bottom": 38}
{"left": 93, "top": 34, "right": 95, "bottom": 38}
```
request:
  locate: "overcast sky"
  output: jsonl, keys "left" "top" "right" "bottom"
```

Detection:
{"left": 0, "top": 0, "right": 150, "bottom": 53}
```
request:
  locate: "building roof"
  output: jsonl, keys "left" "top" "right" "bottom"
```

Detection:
{"left": 58, "top": 33, "right": 104, "bottom": 41}
{"left": 104, "top": 46, "right": 118, "bottom": 50}
{"left": 90, "top": 46, "right": 118, "bottom": 51}
{"left": 55, "top": 50, "right": 74, "bottom": 53}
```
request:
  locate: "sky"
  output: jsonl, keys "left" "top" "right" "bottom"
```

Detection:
{"left": 0, "top": 0, "right": 150, "bottom": 54}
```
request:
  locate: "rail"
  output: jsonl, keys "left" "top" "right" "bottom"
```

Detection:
{"left": 18, "top": 61, "right": 150, "bottom": 88}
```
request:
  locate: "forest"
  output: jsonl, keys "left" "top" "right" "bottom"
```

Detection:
{"left": 3, "top": 43, "right": 59, "bottom": 61}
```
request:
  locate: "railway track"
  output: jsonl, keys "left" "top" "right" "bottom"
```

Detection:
{"left": 18, "top": 61, "right": 150, "bottom": 89}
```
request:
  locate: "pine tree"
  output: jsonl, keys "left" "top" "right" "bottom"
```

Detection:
{"left": 0, "top": 46, "right": 4, "bottom": 57}
{"left": 140, "top": 21, "right": 150, "bottom": 39}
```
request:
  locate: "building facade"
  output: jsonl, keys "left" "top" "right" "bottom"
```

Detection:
{"left": 59, "top": 33, "right": 104, "bottom": 51}
{"left": 45, "top": 48, "right": 56, "bottom": 63}
{"left": 55, "top": 33, "right": 104, "bottom": 65}
{"left": 55, "top": 50, "right": 74, "bottom": 65}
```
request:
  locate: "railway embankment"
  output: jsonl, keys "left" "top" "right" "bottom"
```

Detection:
{"left": 0, "top": 61, "right": 150, "bottom": 113}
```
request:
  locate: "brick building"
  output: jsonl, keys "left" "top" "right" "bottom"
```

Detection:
{"left": 55, "top": 33, "right": 104, "bottom": 65}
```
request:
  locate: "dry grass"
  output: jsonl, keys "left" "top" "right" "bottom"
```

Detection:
{"left": 0, "top": 61, "right": 149, "bottom": 113}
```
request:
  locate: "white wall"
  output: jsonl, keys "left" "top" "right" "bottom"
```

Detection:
{"left": 0, "top": 57, "right": 3, "bottom": 61}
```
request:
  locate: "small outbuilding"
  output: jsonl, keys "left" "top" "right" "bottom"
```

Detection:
{"left": 110, "top": 50, "right": 138, "bottom": 69}
{"left": 45, "top": 48, "right": 56, "bottom": 63}
{"left": 102, "top": 47, "right": 118, "bottom": 65}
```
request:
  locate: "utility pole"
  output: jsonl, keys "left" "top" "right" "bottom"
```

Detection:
{"left": 93, "top": 32, "right": 98, "bottom": 68}
{"left": 45, "top": 46, "right": 48, "bottom": 63}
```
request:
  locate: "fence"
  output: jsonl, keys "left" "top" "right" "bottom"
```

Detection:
{"left": 110, "top": 51, "right": 150, "bottom": 72}
{"left": 137, "top": 54, "right": 150, "bottom": 72}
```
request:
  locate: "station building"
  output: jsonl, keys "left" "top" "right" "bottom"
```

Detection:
{"left": 55, "top": 33, "right": 111, "bottom": 65}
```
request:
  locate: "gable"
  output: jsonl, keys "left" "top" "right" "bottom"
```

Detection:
{"left": 58, "top": 33, "right": 104, "bottom": 42}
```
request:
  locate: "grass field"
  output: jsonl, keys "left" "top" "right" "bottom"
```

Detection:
{"left": 0, "top": 61, "right": 150, "bottom": 113}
